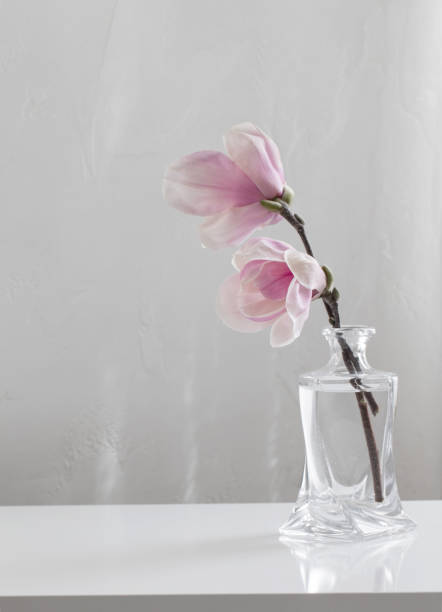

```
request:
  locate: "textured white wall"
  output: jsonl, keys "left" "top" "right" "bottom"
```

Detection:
{"left": 0, "top": 0, "right": 440, "bottom": 503}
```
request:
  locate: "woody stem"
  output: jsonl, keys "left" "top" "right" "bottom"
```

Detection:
{"left": 278, "top": 202, "right": 383, "bottom": 502}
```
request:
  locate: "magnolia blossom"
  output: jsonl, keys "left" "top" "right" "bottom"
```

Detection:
{"left": 217, "top": 238, "right": 326, "bottom": 347}
{"left": 163, "top": 123, "right": 287, "bottom": 248}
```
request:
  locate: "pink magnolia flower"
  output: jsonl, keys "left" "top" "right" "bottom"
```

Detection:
{"left": 217, "top": 237, "right": 326, "bottom": 347}
{"left": 163, "top": 122, "right": 287, "bottom": 249}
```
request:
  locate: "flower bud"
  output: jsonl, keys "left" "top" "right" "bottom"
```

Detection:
{"left": 280, "top": 184, "right": 294, "bottom": 204}
{"left": 260, "top": 199, "right": 283, "bottom": 212}
{"left": 321, "top": 265, "right": 334, "bottom": 294}
{"left": 331, "top": 287, "right": 340, "bottom": 301}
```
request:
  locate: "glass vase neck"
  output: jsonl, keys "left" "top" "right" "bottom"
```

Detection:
{"left": 323, "top": 325, "right": 375, "bottom": 372}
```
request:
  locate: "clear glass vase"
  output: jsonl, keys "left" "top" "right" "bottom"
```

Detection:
{"left": 280, "top": 326, "right": 416, "bottom": 542}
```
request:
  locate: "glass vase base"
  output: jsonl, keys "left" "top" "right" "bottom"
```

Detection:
{"left": 279, "top": 498, "right": 416, "bottom": 543}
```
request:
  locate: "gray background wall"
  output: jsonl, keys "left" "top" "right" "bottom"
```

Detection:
{"left": 0, "top": 0, "right": 440, "bottom": 504}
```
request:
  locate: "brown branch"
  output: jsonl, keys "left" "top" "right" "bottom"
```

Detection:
{"left": 279, "top": 203, "right": 383, "bottom": 502}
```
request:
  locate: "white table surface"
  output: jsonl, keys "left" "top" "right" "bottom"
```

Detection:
{"left": 0, "top": 501, "right": 440, "bottom": 605}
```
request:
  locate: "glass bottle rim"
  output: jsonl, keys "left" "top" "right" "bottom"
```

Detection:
{"left": 322, "top": 325, "right": 376, "bottom": 338}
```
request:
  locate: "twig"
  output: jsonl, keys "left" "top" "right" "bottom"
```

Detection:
{"left": 278, "top": 202, "right": 383, "bottom": 502}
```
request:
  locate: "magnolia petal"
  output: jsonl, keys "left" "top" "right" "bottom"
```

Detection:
{"left": 224, "top": 123, "right": 285, "bottom": 199}
{"left": 239, "top": 260, "right": 267, "bottom": 289}
{"left": 284, "top": 249, "right": 326, "bottom": 292}
{"left": 285, "top": 279, "right": 312, "bottom": 319}
{"left": 239, "top": 259, "right": 291, "bottom": 294}
{"left": 163, "top": 151, "right": 263, "bottom": 216}
{"left": 252, "top": 260, "right": 293, "bottom": 300}
{"left": 216, "top": 274, "right": 270, "bottom": 333}
{"left": 232, "top": 237, "right": 292, "bottom": 271}
{"left": 200, "top": 203, "right": 280, "bottom": 249}
{"left": 269, "top": 312, "right": 304, "bottom": 347}
{"left": 238, "top": 283, "right": 285, "bottom": 322}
